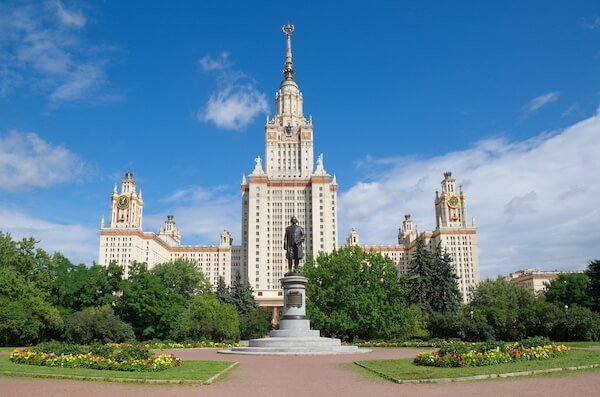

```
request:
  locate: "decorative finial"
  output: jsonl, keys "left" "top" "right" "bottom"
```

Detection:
{"left": 282, "top": 24, "right": 295, "bottom": 80}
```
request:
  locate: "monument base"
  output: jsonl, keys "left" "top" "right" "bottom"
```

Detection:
{"left": 219, "top": 273, "right": 370, "bottom": 356}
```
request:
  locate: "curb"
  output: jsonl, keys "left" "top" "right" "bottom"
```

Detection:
{"left": 354, "top": 362, "right": 600, "bottom": 384}
{"left": 204, "top": 361, "right": 239, "bottom": 384}
{"left": 0, "top": 361, "right": 240, "bottom": 385}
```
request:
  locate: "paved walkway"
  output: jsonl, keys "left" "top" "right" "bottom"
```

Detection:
{"left": 1, "top": 348, "right": 599, "bottom": 397}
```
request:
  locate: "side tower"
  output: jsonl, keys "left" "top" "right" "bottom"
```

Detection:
{"left": 242, "top": 25, "right": 338, "bottom": 306}
{"left": 108, "top": 171, "right": 143, "bottom": 229}
{"left": 430, "top": 172, "right": 480, "bottom": 301}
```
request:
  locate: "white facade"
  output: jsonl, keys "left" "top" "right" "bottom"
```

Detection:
{"left": 348, "top": 172, "right": 480, "bottom": 303}
{"left": 98, "top": 172, "right": 236, "bottom": 286}
{"left": 241, "top": 25, "right": 338, "bottom": 306}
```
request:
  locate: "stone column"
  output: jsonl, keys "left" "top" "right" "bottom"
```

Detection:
{"left": 270, "top": 273, "right": 319, "bottom": 337}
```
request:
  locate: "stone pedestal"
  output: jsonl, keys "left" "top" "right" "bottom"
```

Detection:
{"left": 219, "top": 273, "right": 370, "bottom": 356}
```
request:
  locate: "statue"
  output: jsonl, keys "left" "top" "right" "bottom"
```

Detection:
{"left": 284, "top": 216, "right": 305, "bottom": 274}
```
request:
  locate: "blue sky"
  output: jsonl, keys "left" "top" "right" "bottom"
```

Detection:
{"left": 1, "top": 0, "right": 599, "bottom": 277}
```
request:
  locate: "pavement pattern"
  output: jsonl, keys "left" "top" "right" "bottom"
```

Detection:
{"left": 1, "top": 348, "right": 599, "bottom": 397}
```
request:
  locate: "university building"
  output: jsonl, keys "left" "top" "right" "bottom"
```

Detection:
{"left": 98, "top": 26, "right": 480, "bottom": 308}
{"left": 349, "top": 172, "right": 480, "bottom": 302}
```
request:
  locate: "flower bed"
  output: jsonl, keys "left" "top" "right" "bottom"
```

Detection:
{"left": 109, "top": 341, "right": 240, "bottom": 350}
{"left": 10, "top": 349, "right": 181, "bottom": 372}
{"left": 352, "top": 339, "right": 450, "bottom": 348}
{"left": 414, "top": 342, "right": 570, "bottom": 367}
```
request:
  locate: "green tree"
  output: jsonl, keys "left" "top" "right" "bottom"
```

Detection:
{"left": 586, "top": 260, "right": 600, "bottom": 313}
{"left": 551, "top": 305, "right": 600, "bottom": 341}
{"left": 545, "top": 273, "right": 592, "bottom": 308}
{"left": 0, "top": 266, "right": 63, "bottom": 345}
{"left": 403, "top": 304, "right": 430, "bottom": 340}
{"left": 468, "top": 278, "right": 536, "bottom": 341}
{"left": 51, "top": 263, "right": 123, "bottom": 312}
{"left": 304, "top": 246, "right": 408, "bottom": 341}
{"left": 151, "top": 258, "right": 211, "bottom": 298}
{"left": 230, "top": 271, "right": 256, "bottom": 317}
{"left": 66, "top": 305, "right": 134, "bottom": 344}
{"left": 118, "top": 262, "right": 185, "bottom": 340}
{"left": 429, "top": 246, "right": 462, "bottom": 313}
{"left": 407, "top": 236, "right": 433, "bottom": 308}
{"left": 240, "top": 307, "right": 272, "bottom": 340}
{"left": 173, "top": 295, "right": 240, "bottom": 342}
{"left": 216, "top": 276, "right": 236, "bottom": 306}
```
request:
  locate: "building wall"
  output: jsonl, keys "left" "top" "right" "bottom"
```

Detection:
{"left": 348, "top": 172, "right": 480, "bottom": 303}
{"left": 99, "top": 172, "right": 236, "bottom": 286}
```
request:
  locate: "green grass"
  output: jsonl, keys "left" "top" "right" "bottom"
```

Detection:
{"left": 356, "top": 349, "right": 600, "bottom": 382}
{"left": 0, "top": 355, "right": 236, "bottom": 384}
{"left": 563, "top": 341, "right": 600, "bottom": 348}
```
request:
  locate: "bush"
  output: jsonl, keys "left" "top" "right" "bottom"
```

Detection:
{"left": 66, "top": 305, "right": 134, "bottom": 344}
{"left": 31, "top": 341, "right": 152, "bottom": 361}
{"left": 518, "top": 336, "right": 552, "bottom": 348}
{"left": 172, "top": 295, "right": 240, "bottom": 342}
{"left": 240, "top": 308, "right": 272, "bottom": 340}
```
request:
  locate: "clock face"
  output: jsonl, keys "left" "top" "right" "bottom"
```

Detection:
{"left": 116, "top": 195, "right": 130, "bottom": 210}
{"left": 285, "top": 125, "right": 293, "bottom": 136}
{"left": 447, "top": 194, "right": 460, "bottom": 209}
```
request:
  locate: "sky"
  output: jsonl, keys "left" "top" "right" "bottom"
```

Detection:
{"left": 1, "top": 0, "right": 599, "bottom": 278}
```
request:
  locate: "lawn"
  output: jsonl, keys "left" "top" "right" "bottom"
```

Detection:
{"left": 563, "top": 341, "right": 600, "bottom": 348}
{"left": 0, "top": 355, "right": 236, "bottom": 384}
{"left": 356, "top": 349, "right": 600, "bottom": 382}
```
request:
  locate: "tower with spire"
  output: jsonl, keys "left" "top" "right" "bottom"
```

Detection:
{"left": 241, "top": 25, "right": 338, "bottom": 306}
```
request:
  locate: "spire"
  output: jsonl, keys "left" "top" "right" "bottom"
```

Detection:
{"left": 282, "top": 24, "right": 295, "bottom": 80}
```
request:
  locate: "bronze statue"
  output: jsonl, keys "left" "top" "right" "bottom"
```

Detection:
{"left": 284, "top": 216, "right": 305, "bottom": 274}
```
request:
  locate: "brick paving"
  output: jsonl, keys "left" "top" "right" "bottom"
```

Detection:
{"left": 1, "top": 348, "right": 599, "bottom": 397}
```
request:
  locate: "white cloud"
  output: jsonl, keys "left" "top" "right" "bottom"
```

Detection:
{"left": 198, "top": 52, "right": 232, "bottom": 72}
{"left": 0, "top": 1, "right": 111, "bottom": 106}
{"left": 55, "top": 0, "right": 86, "bottom": 29}
{"left": 0, "top": 207, "right": 98, "bottom": 265}
{"left": 145, "top": 185, "right": 240, "bottom": 245}
{"left": 0, "top": 130, "right": 86, "bottom": 190}
{"left": 197, "top": 52, "right": 268, "bottom": 130}
{"left": 582, "top": 15, "right": 600, "bottom": 31}
{"left": 523, "top": 91, "right": 560, "bottom": 117}
{"left": 200, "top": 84, "right": 268, "bottom": 130}
{"left": 339, "top": 109, "right": 600, "bottom": 278}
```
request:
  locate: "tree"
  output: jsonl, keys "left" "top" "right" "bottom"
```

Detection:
{"left": 0, "top": 266, "right": 63, "bottom": 346}
{"left": 586, "top": 260, "right": 600, "bottom": 313}
{"left": 117, "top": 262, "right": 185, "bottom": 340}
{"left": 304, "top": 246, "right": 408, "bottom": 341}
{"left": 215, "top": 276, "right": 236, "bottom": 306}
{"left": 403, "top": 304, "right": 430, "bottom": 340}
{"left": 407, "top": 236, "right": 433, "bottom": 308}
{"left": 173, "top": 295, "right": 240, "bottom": 342}
{"left": 151, "top": 258, "right": 211, "bottom": 298}
{"left": 545, "top": 273, "right": 592, "bottom": 308}
{"left": 51, "top": 263, "right": 123, "bottom": 312}
{"left": 468, "top": 278, "right": 536, "bottom": 341}
{"left": 551, "top": 305, "right": 600, "bottom": 341}
{"left": 66, "top": 305, "right": 134, "bottom": 344}
{"left": 230, "top": 271, "right": 256, "bottom": 317}
{"left": 240, "top": 308, "right": 272, "bottom": 340}
{"left": 429, "top": 246, "right": 462, "bottom": 313}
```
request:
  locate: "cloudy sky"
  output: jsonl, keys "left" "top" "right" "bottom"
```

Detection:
{"left": 1, "top": 1, "right": 599, "bottom": 278}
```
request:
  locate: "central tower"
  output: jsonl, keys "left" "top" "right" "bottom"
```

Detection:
{"left": 241, "top": 25, "right": 338, "bottom": 307}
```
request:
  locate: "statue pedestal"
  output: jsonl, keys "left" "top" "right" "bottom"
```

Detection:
{"left": 219, "top": 273, "right": 370, "bottom": 356}
{"left": 270, "top": 274, "right": 319, "bottom": 337}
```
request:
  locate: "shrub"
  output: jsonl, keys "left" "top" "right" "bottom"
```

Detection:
{"left": 518, "top": 336, "right": 552, "bottom": 348}
{"left": 240, "top": 308, "right": 272, "bottom": 340}
{"left": 66, "top": 305, "right": 134, "bottom": 344}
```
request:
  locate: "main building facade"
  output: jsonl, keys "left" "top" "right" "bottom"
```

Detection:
{"left": 98, "top": 26, "right": 480, "bottom": 308}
